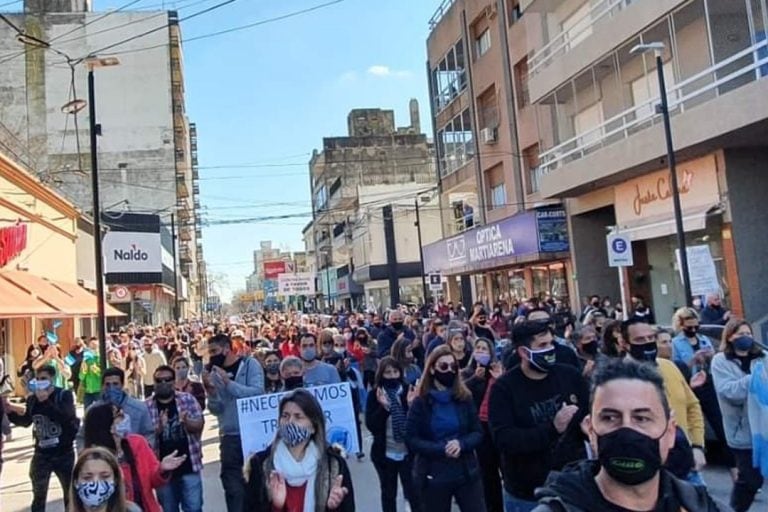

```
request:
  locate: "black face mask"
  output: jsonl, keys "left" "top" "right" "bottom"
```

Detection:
{"left": 381, "top": 377, "right": 401, "bottom": 390}
{"left": 373, "top": 322, "right": 382, "bottom": 328}
{"left": 154, "top": 382, "right": 174, "bottom": 400}
{"left": 582, "top": 341, "right": 599, "bottom": 356}
{"left": 526, "top": 346, "right": 557, "bottom": 373}
{"left": 209, "top": 353, "right": 227, "bottom": 368}
{"left": 284, "top": 376, "right": 304, "bottom": 390}
{"left": 391, "top": 322, "right": 404, "bottom": 330}
{"left": 683, "top": 326, "right": 698, "bottom": 338}
{"left": 597, "top": 427, "right": 665, "bottom": 485}
{"left": 629, "top": 342, "right": 658, "bottom": 363}
{"left": 265, "top": 363, "right": 280, "bottom": 375}
{"left": 433, "top": 370, "right": 456, "bottom": 388}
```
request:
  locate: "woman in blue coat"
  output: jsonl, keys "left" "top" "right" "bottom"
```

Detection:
{"left": 406, "top": 344, "right": 486, "bottom": 511}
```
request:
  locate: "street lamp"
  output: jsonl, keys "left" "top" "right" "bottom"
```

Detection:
{"left": 630, "top": 42, "right": 692, "bottom": 306}
{"left": 84, "top": 55, "right": 121, "bottom": 372}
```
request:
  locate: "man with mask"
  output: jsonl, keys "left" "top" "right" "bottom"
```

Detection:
{"left": 279, "top": 356, "right": 306, "bottom": 390}
{"left": 298, "top": 332, "right": 341, "bottom": 387}
{"left": 377, "top": 310, "right": 414, "bottom": 357}
{"left": 532, "top": 359, "right": 726, "bottom": 511}
{"left": 203, "top": 333, "right": 264, "bottom": 512}
{"left": 143, "top": 337, "right": 168, "bottom": 398}
{"left": 6, "top": 366, "right": 79, "bottom": 512}
{"left": 472, "top": 305, "right": 499, "bottom": 342}
{"left": 504, "top": 309, "right": 579, "bottom": 370}
{"left": 620, "top": 319, "right": 707, "bottom": 482}
{"left": 147, "top": 365, "right": 205, "bottom": 512}
{"left": 489, "top": 321, "right": 589, "bottom": 511}
{"left": 571, "top": 326, "right": 605, "bottom": 379}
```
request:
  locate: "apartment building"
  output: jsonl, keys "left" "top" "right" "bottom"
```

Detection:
{"left": 527, "top": 0, "right": 768, "bottom": 326}
{"left": 309, "top": 102, "right": 440, "bottom": 310}
{"left": 425, "top": 0, "right": 572, "bottom": 308}
{"left": 0, "top": 0, "right": 203, "bottom": 318}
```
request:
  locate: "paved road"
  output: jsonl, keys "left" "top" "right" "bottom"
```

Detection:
{"left": 1, "top": 412, "right": 765, "bottom": 511}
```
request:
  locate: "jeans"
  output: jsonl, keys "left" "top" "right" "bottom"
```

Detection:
{"left": 30, "top": 450, "right": 74, "bottom": 512}
{"left": 731, "top": 448, "right": 764, "bottom": 512}
{"left": 421, "top": 475, "right": 485, "bottom": 512}
{"left": 503, "top": 490, "right": 538, "bottom": 512}
{"left": 157, "top": 472, "right": 204, "bottom": 512}
{"left": 83, "top": 392, "right": 101, "bottom": 409}
{"left": 372, "top": 457, "right": 417, "bottom": 512}
{"left": 220, "top": 435, "right": 246, "bottom": 512}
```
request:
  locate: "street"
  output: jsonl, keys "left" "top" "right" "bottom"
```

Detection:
{"left": 1, "top": 410, "right": 765, "bottom": 511}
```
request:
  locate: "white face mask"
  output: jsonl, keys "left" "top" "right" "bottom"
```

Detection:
{"left": 114, "top": 414, "right": 131, "bottom": 438}
{"left": 333, "top": 347, "right": 345, "bottom": 355}
{"left": 76, "top": 480, "right": 116, "bottom": 509}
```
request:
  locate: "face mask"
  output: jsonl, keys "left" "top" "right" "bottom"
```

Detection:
{"left": 433, "top": 370, "right": 456, "bottom": 388}
{"left": 333, "top": 347, "right": 345, "bottom": 355}
{"left": 209, "top": 353, "right": 226, "bottom": 368}
{"left": 175, "top": 368, "right": 189, "bottom": 381}
{"left": 381, "top": 377, "right": 401, "bottom": 390}
{"left": 321, "top": 344, "right": 333, "bottom": 355}
{"left": 301, "top": 347, "right": 317, "bottom": 362}
{"left": 29, "top": 379, "right": 52, "bottom": 392}
{"left": 278, "top": 422, "right": 312, "bottom": 447}
{"left": 474, "top": 353, "right": 491, "bottom": 366}
{"left": 733, "top": 336, "right": 754, "bottom": 352}
{"left": 266, "top": 363, "right": 280, "bottom": 375}
{"left": 629, "top": 341, "right": 658, "bottom": 363}
{"left": 525, "top": 346, "right": 556, "bottom": 373}
{"left": 103, "top": 386, "right": 125, "bottom": 406}
{"left": 597, "top": 427, "right": 665, "bottom": 485}
{"left": 343, "top": 333, "right": 352, "bottom": 341}
{"left": 114, "top": 414, "right": 131, "bottom": 438}
{"left": 76, "top": 480, "right": 116, "bottom": 509}
{"left": 284, "top": 376, "right": 304, "bottom": 390}
{"left": 683, "top": 326, "right": 698, "bottom": 337}
{"left": 145, "top": 347, "right": 153, "bottom": 353}
{"left": 154, "top": 382, "right": 174, "bottom": 400}
{"left": 391, "top": 322, "right": 404, "bottom": 330}
{"left": 581, "top": 342, "right": 599, "bottom": 356}
{"left": 374, "top": 322, "right": 382, "bottom": 328}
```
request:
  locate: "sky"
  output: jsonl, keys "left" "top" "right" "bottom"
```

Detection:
{"left": 89, "top": 0, "right": 444, "bottom": 301}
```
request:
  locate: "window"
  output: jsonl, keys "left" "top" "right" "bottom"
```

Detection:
{"left": 523, "top": 144, "right": 540, "bottom": 194}
{"left": 476, "top": 29, "right": 491, "bottom": 57}
{"left": 478, "top": 85, "right": 498, "bottom": 130}
{"left": 514, "top": 58, "right": 530, "bottom": 108}
{"left": 573, "top": 102, "right": 604, "bottom": 148}
{"left": 490, "top": 183, "right": 506, "bottom": 209}
{"left": 507, "top": 0, "right": 522, "bottom": 26}
{"left": 561, "top": 2, "right": 593, "bottom": 50}
{"left": 315, "top": 185, "right": 328, "bottom": 210}
{"left": 431, "top": 40, "right": 467, "bottom": 112}
{"left": 630, "top": 61, "right": 675, "bottom": 120}
{"left": 438, "top": 109, "right": 474, "bottom": 176}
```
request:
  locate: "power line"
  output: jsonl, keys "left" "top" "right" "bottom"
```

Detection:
{"left": 48, "top": 0, "right": 146, "bottom": 43}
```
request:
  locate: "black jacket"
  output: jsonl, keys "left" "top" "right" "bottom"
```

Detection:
{"left": 406, "top": 392, "right": 483, "bottom": 486}
{"left": 532, "top": 460, "right": 731, "bottom": 511}
{"left": 244, "top": 444, "right": 355, "bottom": 512}
{"left": 7, "top": 387, "right": 78, "bottom": 456}
{"left": 461, "top": 365, "right": 493, "bottom": 412}
{"left": 365, "top": 385, "right": 410, "bottom": 465}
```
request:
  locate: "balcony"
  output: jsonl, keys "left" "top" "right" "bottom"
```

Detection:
{"left": 429, "top": 0, "right": 457, "bottom": 29}
{"left": 192, "top": 183, "right": 200, "bottom": 196}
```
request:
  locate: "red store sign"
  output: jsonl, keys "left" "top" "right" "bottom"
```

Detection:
{"left": 0, "top": 223, "right": 27, "bottom": 268}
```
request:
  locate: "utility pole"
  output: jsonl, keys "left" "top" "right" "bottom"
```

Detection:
{"left": 414, "top": 197, "right": 428, "bottom": 307}
{"left": 170, "top": 213, "right": 180, "bottom": 322}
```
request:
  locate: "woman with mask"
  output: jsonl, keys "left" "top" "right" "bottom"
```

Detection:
{"left": 711, "top": 318, "right": 767, "bottom": 512}
{"left": 448, "top": 331, "right": 471, "bottom": 369}
{"left": 262, "top": 350, "right": 284, "bottom": 394}
{"left": 365, "top": 357, "right": 419, "bottom": 512}
{"left": 390, "top": 337, "right": 422, "bottom": 386}
{"left": 171, "top": 356, "right": 206, "bottom": 410}
{"left": 461, "top": 338, "right": 504, "bottom": 512}
{"left": 406, "top": 345, "right": 485, "bottom": 511}
{"left": 244, "top": 389, "right": 355, "bottom": 511}
{"left": 69, "top": 447, "right": 140, "bottom": 512}
{"left": 124, "top": 343, "right": 144, "bottom": 399}
{"left": 83, "top": 403, "right": 187, "bottom": 512}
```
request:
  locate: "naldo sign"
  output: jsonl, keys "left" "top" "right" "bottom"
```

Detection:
{"left": 103, "top": 232, "right": 162, "bottom": 273}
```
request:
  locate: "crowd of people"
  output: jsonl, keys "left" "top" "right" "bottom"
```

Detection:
{"left": 0, "top": 293, "right": 766, "bottom": 512}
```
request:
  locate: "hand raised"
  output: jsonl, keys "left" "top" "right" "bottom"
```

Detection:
{"left": 268, "top": 471, "right": 287, "bottom": 509}
{"left": 326, "top": 474, "right": 348, "bottom": 510}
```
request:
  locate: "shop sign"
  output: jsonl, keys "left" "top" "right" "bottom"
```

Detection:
{"left": 536, "top": 207, "right": 569, "bottom": 253}
{"left": 423, "top": 212, "right": 542, "bottom": 275}
{"left": 429, "top": 274, "right": 442, "bottom": 291}
{"left": 109, "top": 286, "right": 131, "bottom": 304}
{"left": 263, "top": 260, "right": 286, "bottom": 279}
{"left": 614, "top": 154, "right": 720, "bottom": 225}
{"left": 0, "top": 223, "right": 28, "bottom": 268}
{"left": 278, "top": 273, "right": 316, "bottom": 296}
{"left": 103, "top": 232, "right": 162, "bottom": 273}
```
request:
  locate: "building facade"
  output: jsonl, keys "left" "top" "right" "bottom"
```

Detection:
{"left": 309, "top": 102, "right": 440, "bottom": 311}
{"left": 425, "top": 0, "right": 572, "bottom": 309}
{"left": 524, "top": 0, "right": 768, "bottom": 331}
{"left": 0, "top": 0, "right": 203, "bottom": 318}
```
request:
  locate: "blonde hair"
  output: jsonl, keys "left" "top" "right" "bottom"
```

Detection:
{"left": 672, "top": 307, "right": 699, "bottom": 332}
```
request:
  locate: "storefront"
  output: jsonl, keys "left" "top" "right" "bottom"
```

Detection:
{"left": 423, "top": 207, "right": 572, "bottom": 307}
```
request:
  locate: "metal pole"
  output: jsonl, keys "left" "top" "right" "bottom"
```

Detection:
{"left": 325, "top": 265, "right": 332, "bottom": 312}
{"left": 170, "top": 213, "right": 180, "bottom": 322}
{"left": 656, "top": 54, "right": 692, "bottom": 306}
{"left": 414, "top": 198, "right": 428, "bottom": 306}
{"left": 88, "top": 70, "right": 108, "bottom": 374}
{"left": 618, "top": 266, "right": 629, "bottom": 321}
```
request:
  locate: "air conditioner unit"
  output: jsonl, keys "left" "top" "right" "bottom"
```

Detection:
{"left": 481, "top": 126, "right": 498, "bottom": 144}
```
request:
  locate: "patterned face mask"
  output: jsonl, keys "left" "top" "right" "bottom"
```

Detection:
{"left": 76, "top": 480, "right": 116, "bottom": 509}
{"left": 278, "top": 422, "right": 312, "bottom": 447}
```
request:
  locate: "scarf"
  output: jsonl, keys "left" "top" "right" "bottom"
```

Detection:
{"left": 273, "top": 440, "right": 319, "bottom": 512}
{"left": 748, "top": 359, "right": 768, "bottom": 477}
{"left": 385, "top": 386, "right": 407, "bottom": 443}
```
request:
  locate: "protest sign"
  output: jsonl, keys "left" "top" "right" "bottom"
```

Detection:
{"left": 236, "top": 382, "right": 359, "bottom": 459}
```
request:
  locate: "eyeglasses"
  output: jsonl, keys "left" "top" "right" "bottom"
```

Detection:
{"left": 435, "top": 362, "right": 458, "bottom": 373}
{"left": 154, "top": 377, "right": 174, "bottom": 384}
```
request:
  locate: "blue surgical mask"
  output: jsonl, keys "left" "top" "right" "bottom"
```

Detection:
{"left": 301, "top": 347, "right": 317, "bottom": 362}
{"left": 114, "top": 414, "right": 131, "bottom": 438}
{"left": 733, "top": 336, "right": 754, "bottom": 352}
{"left": 473, "top": 353, "right": 491, "bottom": 366}
{"left": 103, "top": 386, "right": 125, "bottom": 406}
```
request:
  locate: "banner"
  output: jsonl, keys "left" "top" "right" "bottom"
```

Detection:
{"left": 103, "top": 232, "right": 162, "bottom": 273}
{"left": 263, "top": 260, "right": 287, "bottom": 279}
{"left": 237, "top": 383, "right": 359, "bottom": 459}
{"left": 278, "top": 273, "right": 316, "bottom": 295}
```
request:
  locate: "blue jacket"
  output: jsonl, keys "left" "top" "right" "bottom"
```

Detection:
{"left": 672, "top": 333, "right": 714, "bottom": 374}
{"left": 406, "top": 390, "right": 483, "bottom": 485}
{"left": 377, "top": 325, "right": 415, "bottom": 357}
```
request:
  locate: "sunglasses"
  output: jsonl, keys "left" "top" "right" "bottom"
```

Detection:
{"left": 434, "top": 362, "right": 458, "bottom": 373}
{"left": 154, "top": 377, "right": 174, "bottom": 384}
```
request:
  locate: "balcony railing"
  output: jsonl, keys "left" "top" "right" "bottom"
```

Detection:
{"left": 429, "top": 0, "right": 457, "bottom": 29}
{"left": 536, "top": 40, "right": 768, "bottom": 180}
{"left": 529, "top": 0, "right": 632, "bottom": 77}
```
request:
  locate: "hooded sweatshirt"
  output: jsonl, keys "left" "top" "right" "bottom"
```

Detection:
{"left": 532, "top": 460, "right": 729, "bottom": 512}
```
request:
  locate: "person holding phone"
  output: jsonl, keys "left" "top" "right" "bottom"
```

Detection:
{"left": 366, "top": 357, "right": 419, "bottom": 512}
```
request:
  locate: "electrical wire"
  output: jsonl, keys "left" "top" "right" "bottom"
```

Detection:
{"left": 48, "top": 0, "right": 146, "bottom": 43}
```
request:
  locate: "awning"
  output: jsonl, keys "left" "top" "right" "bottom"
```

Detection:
{"left": 48, "top": 279, "right": 127, "bottom": 317}
{"left": 0, "top": 276, "right": 59, "bottom": 318}
{"left": 617, "top": 205, "right": 713, "bottom": 242}
{"left": 0, "top": 271, "right": 94, "bottom": 316}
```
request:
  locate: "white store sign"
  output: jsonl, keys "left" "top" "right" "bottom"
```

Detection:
{"left": 103, "top": 232, "right": 162, "bottom": 273}
{"left": 277, "top": 273, "right": 316, "bottom": 296}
